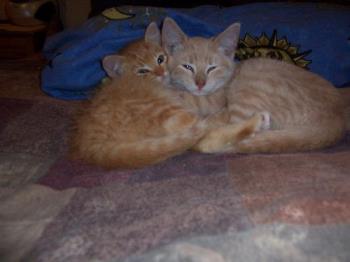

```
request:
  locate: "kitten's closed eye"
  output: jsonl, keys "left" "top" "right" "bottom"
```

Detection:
{"left": 182, "top": 64, "right": 194, "bottom": 73}
{"left": 207, "top": 66, "right": 217, "bottom": 74}
{"left": 137, "top": 68, "right": 150, "bottom": 74}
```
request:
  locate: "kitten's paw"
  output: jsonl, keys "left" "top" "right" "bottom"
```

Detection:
{"left": 193, "top": 136, "right": 233, "bottom": 153}
{"left": 190, "top": 119, "right": 209, "bottom": 138}
{"left": 255, "top": 111, "right": 271, "bottom": 131}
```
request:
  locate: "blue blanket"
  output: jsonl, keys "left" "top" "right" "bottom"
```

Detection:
{"left": 41, "top": 3, "right": 350, "bottom": 100}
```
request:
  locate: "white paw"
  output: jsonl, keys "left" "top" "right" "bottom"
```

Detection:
{"left": 258, "top": 111, "right": 271, "bottom": 131}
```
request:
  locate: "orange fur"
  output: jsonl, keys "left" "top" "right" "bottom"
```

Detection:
{"left": 193, "top": 112, "right": 270, "bottom": 153}
{"left": 71, "top": 21, "right": 268, "bottom": 169}
{"left": 162, "top": 17, "right": 346, "bottom": 154}
{"left": 228, "top": 58, "right": 346, "bottom": 153}
{"left": 71, "top": 23, "right": 208, "bottom": 169}
{"left": 71, "top": 77, "right": 207, "bottom": 168}
{"left": 162, "top": 17, "right": 239, "bottom": 116}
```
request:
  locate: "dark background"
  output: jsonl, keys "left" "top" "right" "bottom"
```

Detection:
{"left": 90, "top": 0, "right": 350, "bottom": 16}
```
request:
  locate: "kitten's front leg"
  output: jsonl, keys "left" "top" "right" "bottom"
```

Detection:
{"left": 205, "top": 109, "right": 231, "bottom": 128}
{"left": 193, "top": 112, "right": 270, "bottom": 153}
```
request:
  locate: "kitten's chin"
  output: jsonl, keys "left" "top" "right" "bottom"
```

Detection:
{"left": 191, "top": 85, "right": 221, "bottom": 96}
{"left": 190, "top": 90, "right": 213, "bottom": 96}
{"left": 173, "top": 85, "right": 214, "bottom": 96}
{"left": 156, "top": 75, "right": 170, "bottom": 84}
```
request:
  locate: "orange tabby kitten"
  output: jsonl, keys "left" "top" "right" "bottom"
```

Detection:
{"left": 71, "top": 22, "right": 266, "bottom": 169}
{"left": 162, "top": 17, "right": 346, "bottom": 153}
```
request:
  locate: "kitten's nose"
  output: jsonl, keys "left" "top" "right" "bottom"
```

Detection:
{"left": 154, "top": 67, "right": 164, "bottom": 76}
{"left": 195, "top": 79, "right": 206, "bottom": 90}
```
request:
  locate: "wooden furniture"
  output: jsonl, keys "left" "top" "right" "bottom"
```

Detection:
{"left": 0, "top": 23, "right": 47, "bottom": 58}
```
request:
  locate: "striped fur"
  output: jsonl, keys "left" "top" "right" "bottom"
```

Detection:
{"left": 162, "top": 18, "right": 346, "bottom": 154}
{"left": 71, "top": 23, "right": 208, "bottom": 169}
{"left": 71, "top": 76, "right": 208, "bottom": 169}
{"left": 227, "top": 58, "right": 346, "bottom": 153}
{"left": 71, "top": 22, "right": 269, "bottom": 169}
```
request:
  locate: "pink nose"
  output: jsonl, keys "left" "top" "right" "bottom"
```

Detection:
{"left": 195, "top": 80, "right": 206, "bottom": 90}
{"left": 154, "top": 66, "right": 164, "bottom": 76}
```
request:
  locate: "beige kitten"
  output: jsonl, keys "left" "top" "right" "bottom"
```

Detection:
{"left": 225, "top": 58, "right": 346, "bottom": 153}
{"left": 162, "top": 17, "right": 346, "bottom": 153}
{"left": 161, "top": 18, "right": 240, "bottom": 117}
{"left": 71, "top": 22, "right": 266, "bottom": 169}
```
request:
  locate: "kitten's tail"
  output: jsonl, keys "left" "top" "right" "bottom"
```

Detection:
{"left": 84, "top": 121, "right": 208, "bottom": 169}
{"left": 235, "top": 120, "right": 346, "bottom": 153}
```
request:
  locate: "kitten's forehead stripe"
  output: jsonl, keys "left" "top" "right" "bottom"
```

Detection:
{"left": 182, "top": 39, "right": 220, "bottom": 70}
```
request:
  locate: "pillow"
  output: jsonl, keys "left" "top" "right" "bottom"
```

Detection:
{"left": 41, "top": 3, "right": 350, "bottom": 100}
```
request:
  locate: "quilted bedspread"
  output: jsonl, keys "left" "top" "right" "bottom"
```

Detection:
{"left": 1, "top": 57, "right": 350, "bottom": 261}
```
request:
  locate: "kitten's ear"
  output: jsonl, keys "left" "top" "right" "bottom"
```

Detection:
{"left": 214, "top": 23, "right": 241, "bottom": 58}
{"left": 102, "top": 55, "right": 125, "bottom": 78}
{"left": 161, "top": 17, "right": 187, "bottom": 55}
{"left": 145, "top": 22, "right": 161, "bottom": 45}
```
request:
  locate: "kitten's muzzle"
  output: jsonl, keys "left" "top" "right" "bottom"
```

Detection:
{"left": 154, "top": 66, "right": 165, "bottom": 76}
{"left": 195, "top": 79, "right": 206, "bottom": 90}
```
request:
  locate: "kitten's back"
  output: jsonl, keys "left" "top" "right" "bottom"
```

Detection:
{"left": 228, "top": 58, "right": 344, "bottom": 126}
{"left": 71, "top": 73, "right": 207, "bottom": 169}
{"left": 228, "top": 58, "right": 346, "bottom": 153}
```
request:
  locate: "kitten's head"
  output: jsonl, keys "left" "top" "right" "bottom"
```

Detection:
{"left": 102, "top": 22, "right": 168, "bottom": 82}
{"left": 162, "top": 17, "right": 240, "bottom": 96}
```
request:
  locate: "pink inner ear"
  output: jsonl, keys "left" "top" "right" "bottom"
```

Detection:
{"left": 215, "top": 37, "right": 235, "bottom": 58}
{"left": 145, "top": 22, "right": 161, "bottom": 45}
{"left": 218, "top": 46, "right": 233, "bottom": 58}
{"left": 102, "top": 55, "right": 123, "bottom": 78}
{"left": 162, "top": 17, "right": 187, "bottom": 55}
{"left": 215, "top": 23, "right": 240, "bottom": 58}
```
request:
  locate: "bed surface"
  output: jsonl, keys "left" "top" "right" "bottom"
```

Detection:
{"left": 1, "top": 56, "right": 350, "bottom": 261}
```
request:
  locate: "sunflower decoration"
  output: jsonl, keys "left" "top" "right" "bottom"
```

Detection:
{"left": 102, "top": 7, "right": 135, "bottom": 20}
{"left": 236, "top": 30, "right": 312, "bottom": 69}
